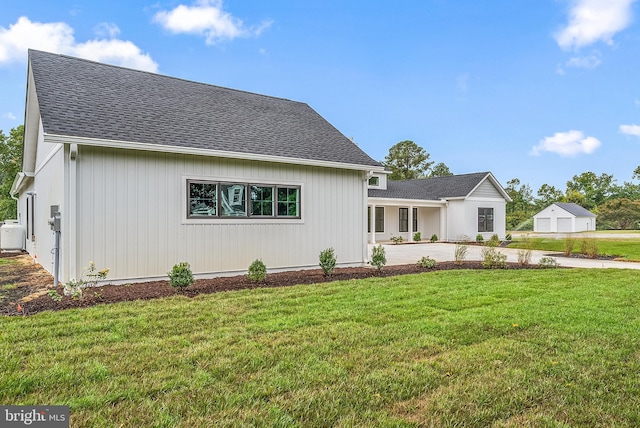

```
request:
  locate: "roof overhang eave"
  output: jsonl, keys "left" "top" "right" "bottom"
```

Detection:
{"left": 43, "top": 133, "right": 386, "bottom": 173}
{"left": 367, "top": 196, "right": 447, "bottom": 207}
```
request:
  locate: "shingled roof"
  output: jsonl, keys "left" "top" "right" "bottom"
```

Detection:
{"left": 28, "top": 50, "right": 381, "bottom": 168}
{"left": 551, "top": 203, "right": 596, "bottom": 217}
{"left": 368, "top": 172, "right": 496, "bottom": 200}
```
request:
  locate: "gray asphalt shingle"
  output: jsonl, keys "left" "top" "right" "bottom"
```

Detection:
{"left": 368, "top": 172, "right": 491, "bottom": 200}
{"left": 29, "top": 50, "right": 380, "bottom": 168}
{"left": 553, "top": 203, "right": 596, "bottom": 217}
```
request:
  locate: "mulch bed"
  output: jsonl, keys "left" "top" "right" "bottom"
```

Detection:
{"left": 2, "top": 257, "right": 549, "bottom": 316}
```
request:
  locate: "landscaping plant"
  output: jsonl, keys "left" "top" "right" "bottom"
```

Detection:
{"left": 564, "top": 236, "right": 576, "bottom": 256}
{"left": 481, "top": 246, "right": 508, "bottom": 269}
{"left": 247, "top": 259, "right": 267, "bottom": 282}
{"left": 517, "top": 235, "right": 532, "bottom": 266}
{"left": 476, "top": 234, "right": 484, "bottom": 243}
{"left": 430, "top": 233, "right": 438, "bottom": 243}
{"left": 390, "top": 235, "right": 403, "bottom": 244}
{"left": 167, "top": 262, "right": 194, "bottom": 289}
{"left": 580, "top": 238, "right": 599, "bottom": 258}
{"left": 538, "top": 256, "right": 560, "bottom": 268}
{"left": 413, "top": 232, "right": 421, "bottom": 242}
{"left": 370, "top": 245, "right": 386, "bottom": 270}
{"left": 319, "top": 247, "right": 337, "bottom": 276}
{"left": 454, "top": 243, "right": 468, "bottom": 265}
{"left": 417, "top": 256, "right": 437, "bottom": 269}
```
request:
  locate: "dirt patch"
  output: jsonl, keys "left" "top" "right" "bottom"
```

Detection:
{"left": 2, "top": 251, "right": 549, "bottom": 316}
{"left": 0, "top": 252, "right": 53, "bottom": 309}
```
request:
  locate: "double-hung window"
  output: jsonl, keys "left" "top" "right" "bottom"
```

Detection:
{"left": 399, "top": 208, "right": 409, "bottom": 233}
{"left": 188, "top": 180, "right": 300, "bottom": 219}
{"left": 478, "top": 208, "right": 494, "bottom": 232}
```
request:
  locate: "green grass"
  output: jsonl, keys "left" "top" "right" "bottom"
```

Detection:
{"left": 2, "top": 269, "right": 640, "bottom": 427}
{"left": 508, "top": 237, "right": 640, "bottom": 260}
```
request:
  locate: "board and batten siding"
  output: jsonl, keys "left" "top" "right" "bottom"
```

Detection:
{"left": 74, "top": 146, "right": 366, "bottom": 282}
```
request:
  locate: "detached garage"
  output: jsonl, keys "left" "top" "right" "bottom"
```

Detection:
{"left": 533, "top": 203, "right": 596, "bottom": 233}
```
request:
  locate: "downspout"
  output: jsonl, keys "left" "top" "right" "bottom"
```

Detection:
{"left": 68, "top": 144, "right": 78, "bottom": 282}
{"left": 363, "top": 171, "right": 374, "bottom": 264}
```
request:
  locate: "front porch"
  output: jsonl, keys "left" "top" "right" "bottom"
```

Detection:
{"left": 367, "top": 198, "right": 447, "bottom": 244}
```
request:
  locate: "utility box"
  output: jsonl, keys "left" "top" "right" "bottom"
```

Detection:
{"left": 0, "top": 220, "right": 26, "bottom": 251}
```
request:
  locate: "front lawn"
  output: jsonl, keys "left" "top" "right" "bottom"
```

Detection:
{"left": 508, "top": 237, "right": 640, "bottom": 260}
{"left": 2, "top": 269, "right": 640, "bottom": 427}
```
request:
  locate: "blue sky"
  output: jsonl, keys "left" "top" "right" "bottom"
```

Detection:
{"left": 1, "top": 0, "right": 639, "bottom": 193}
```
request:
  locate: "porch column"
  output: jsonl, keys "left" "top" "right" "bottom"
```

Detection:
{"left": 371, "top": 204, "right": 376, "bottom": 244}
{"left": 408, "top": 205, "right": 414, "bottom": 242}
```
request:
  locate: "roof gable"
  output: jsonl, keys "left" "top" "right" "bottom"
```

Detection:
{"left": 28, "top": 50, "right": 381, "bottom": 169}
{"left": 368, "top": 172, "right": 510, "bottom": 201}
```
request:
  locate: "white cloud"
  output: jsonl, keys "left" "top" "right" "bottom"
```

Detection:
{"left": 531, "top": 130, "right": 601, "bottom": 156}
{"left": 0, "top": 16, "right": 158, "bottom": 72}
{"left": 566, "top": 51, "right": 602, "bottom": 68}
{"left": 94, "top": 22, "right": 121, "bottom": 38}
{"left": 620, "top": 124, "right": 640, "bottom": 137}
{"left": 154, "top": 0, "right": 272, "bottom": 45}
{"left": 2, "top": 112, "right": 17, "bottom": 120}
{"left": 555, "top": 0, "right": 636, "bottom": 50}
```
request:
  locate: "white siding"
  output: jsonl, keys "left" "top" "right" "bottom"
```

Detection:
{"left": 18, "top": 145, "right": 65, "bottom": 280}
{"left": 469, "top": 179, "right": 503, "bottom": 199}
{"left": 74, "top": 147, "right": 367, "bottom": 282}
{"left": 448, "top": 199, "right": 507, "bottom": 241}
{"left": 417, "top": 207, "right": 440, "bottom": 240}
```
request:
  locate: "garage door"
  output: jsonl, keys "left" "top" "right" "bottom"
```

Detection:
{"left": 557, "top": 218, "right": 572, "bottom": 233}
{"left": 536, "top": 218, "right": 551, "bottom": 232}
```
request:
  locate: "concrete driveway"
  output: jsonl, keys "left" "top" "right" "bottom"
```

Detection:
{"left": 370, "top": 242, "right": 640, "bottom": 270}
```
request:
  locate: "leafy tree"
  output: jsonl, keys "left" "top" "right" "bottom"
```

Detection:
{"left": 536, "top": 183, "right": 564, "bottom": 210}
{"left": 597, "top": 198, "right": 640, "bottom": 230}
{"left": 383, "top": 140, "right": 434, "bottom": 180}
{"left": 0, "top": 126, "right": 23, "bottom": 220}
{"left": 565, "top": 171, "right": 614, "bottom": 209}
{"left": 563, "top": 189, "right": 586, "bottom": 206}
{"left": 505, "top": 178, "right": 534, "bottom": 230}
{"left": 634, "top": 166, "right": 640, "bottom": 181}
{"left": 428, "top": 162, "right": 453, "bottom": 177}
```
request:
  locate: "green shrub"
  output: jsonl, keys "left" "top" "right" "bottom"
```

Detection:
{"left": 476, "top": 234, "right": 484, "bottom": 243}
{"left": 63, "top": 262, "right": 110, "bottom": 298}
{"left": 538, "top": 257, "right": 559, "bottom": 269}
{"left": 454, "top": 243, "right": 468, "bottom": 265}
{"left": 505, "top": 233, "right": 512, "bottom": 241}
{"left": 417, "top": 256, "right": 437, "bottom": 269}
{"left": 319, "top": 247, "right": 337, "bottom": 276}
{"left": 564, "top": 237, "right": 576, "bottom": 256}
{"left": 413, "top": 232, "right": 421, "bottom": 242}
{"left": 370, "top": 245, "right": 387, "bottom": 271}
{"left": 167, "top": 262, "right": 194, "bottom": 289}
{"left": 489, "top": 234, "right": 500, "bottom": 246}
{"left": 481, "top": 247, "right": 507, "bottom": 269}
{"left": 390, "top": 235, "right": 403, "bottom": 244}
{"left": 430, "top": 234, "right": 438, "bottom": 243}
{"left": 580, "top": 238, "right": 599, "bottom": 258}
{"left": 247, "top": 259, "right": 267, "bottom": 282}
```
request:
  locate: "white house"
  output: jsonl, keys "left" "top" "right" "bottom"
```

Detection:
{"left": 10, "top": 50, "right": 511, "bottom": 284}
{"left": 367, "top": 171, "right": 511, "bottom": 242}
{"left": 533, "top": 203, "right": 596, "bottom": 233}
{"left": 10, "top": 50, "right": 385, "bottom": 284}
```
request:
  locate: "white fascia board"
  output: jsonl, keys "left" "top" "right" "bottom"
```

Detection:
{"left": 43, "top": 133, "right": 386, "bottom": 173}
{"left": 368, "top": 197, "right": 446, "bottom": 207}
{"left": 10, "top": 172, "right": 34, "bottom": 196}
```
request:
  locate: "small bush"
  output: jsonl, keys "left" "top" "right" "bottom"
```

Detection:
{"left": 481, "top": 247, "right": 507, "bottom": 269}
{"left": 580, "top": 238, "right": 599, "bottom": 258}
{"left": 319, "top": 247, "right": 337, "bottom": 276}
{"left": 247, "top": 259, "right": 267, "bottom": 282}
{"left": 539, "top": 257, "right": 559, "bottom": 269}
{"left": 370, "top": 245, "right": 387, "bottom": 271}
{"left": 563, "top": 237, "right": 576, "bottom": 256}
{"left": 413, "top": 232, "right": 422, "bottom": 242}
{"left": 430, "top": 234, "right": 438, "bottom": 243}
{"left": 454, "top": 243, "right": 468, "bottom": 265}
{"left": 489, "top": 234, "right": 500, "bottom": 246}
{"left": 505, "top": 233, "right": 512, "bottom": 241}
{"left": 390, "top": 235, "right": 403, "bottom": 244}
{"left": 168, "top": 262, "right": 194, "bottom": 289}
{"left": 476, "top": 234, "right": 484, "bottom": 243}
{"left": 417, "top": 256, "right": 437, "bottom": 269}
{"left": 517, "top": 235, "right": 532, "bottom": 266}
